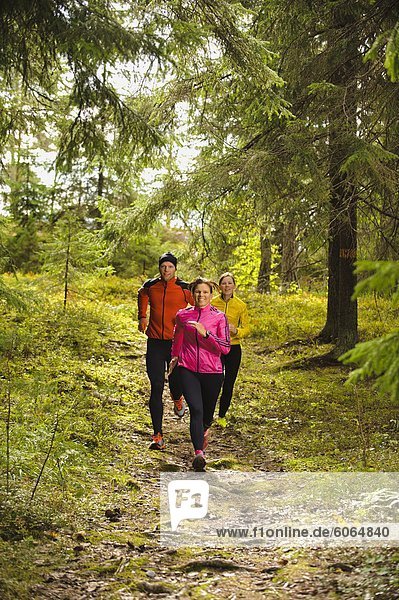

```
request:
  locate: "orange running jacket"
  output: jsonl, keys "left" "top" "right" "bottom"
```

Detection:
{"left": 137, "top": 276, "right": 193, "bottom": 340}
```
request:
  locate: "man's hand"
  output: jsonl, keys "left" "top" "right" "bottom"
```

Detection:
{"left": 229, "top": 323, "right": 238, "bottom": 335}
{"left": 168, "top": 356, "right": 178, "bottom": 377}
{"left": 138, "top": 317, "right": 148, "bottom": 333}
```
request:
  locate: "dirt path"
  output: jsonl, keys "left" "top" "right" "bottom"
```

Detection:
{"left": 28, "top": 343, "right": 398, "bottom": 599}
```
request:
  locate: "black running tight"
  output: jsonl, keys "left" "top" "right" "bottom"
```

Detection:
{"left": 219, "top": 344, "right": 242, "bottom": 418}
{"left": 146, "top": 338, "right": 182, "bottom": 435}
{"left": 179, "top": 367, "right": 224, "bottom": 451}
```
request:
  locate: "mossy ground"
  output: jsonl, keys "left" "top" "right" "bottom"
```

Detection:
{"left": 0, "top": 277, "right": 398, "bottom": 598}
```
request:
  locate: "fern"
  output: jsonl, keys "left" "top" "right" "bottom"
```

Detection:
{"left": 341, "top": 260, "right": 399, "bottom": 401}
{"left": 384, "top": 23, "right": 399, "bottom": 82}
{"left": 353, "top": 261, "right": 399, "bottom": 303}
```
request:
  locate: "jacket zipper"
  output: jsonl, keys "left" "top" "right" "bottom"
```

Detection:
{"left": 196, "top": 308, "right": 201, "bottom": 372}
{"left": 161, "top": 282, "right": 167, "bottom": 339}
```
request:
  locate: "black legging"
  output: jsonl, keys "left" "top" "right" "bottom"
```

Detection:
{"left": 179, "top": 367, "right": 224, "bottom": 451}
{"left": 146, "top": 338, "right": 182, "bottom": 435}
{"left": 219, "top": 344, "right": 242, "bottom": 418}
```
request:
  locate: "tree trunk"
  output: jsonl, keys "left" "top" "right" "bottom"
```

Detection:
{"left": 257, "top": 224, "right": 271, "bottom": 293}
{"left": 319, "top": 5, "right": 359, "bottom": 354}
{"left": 334, "top": 182, "right": 358, "bottom": 356}
{"left": 280, "top": 218, "right": 298, "bottom": 292}
{"left": 376, "top": 90, "right": 399, "bottom": 260}
{"left": 318, "top": 199, "right": 340, "bottom": 341}
{"left": 375, "top": 195, "right": 399, "bottom": 260}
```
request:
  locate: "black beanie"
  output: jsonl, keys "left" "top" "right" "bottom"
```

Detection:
{"left": 159, "top": 252, "right": 177, "bottom": 268}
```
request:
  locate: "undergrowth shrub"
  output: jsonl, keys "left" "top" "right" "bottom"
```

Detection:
{"left": 0, "top": 491, "right": 64, "bottom": 541}
{"left": 247, "top": 292, "right": 326, "bottom": 343}
{"left": 246, "top": 291, "right": 396, "bottom": 345}
{"left": 0, "top": 275, "right": 141, "bottom": 537}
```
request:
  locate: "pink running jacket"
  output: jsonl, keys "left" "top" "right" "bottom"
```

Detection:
{"left": 171, "top": 304, "right": 230, "bottom": 373}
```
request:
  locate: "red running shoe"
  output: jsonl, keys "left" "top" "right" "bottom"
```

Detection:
{"left": 149, "top": 433, "right": 165, "bottom": 450}
{"left": 173, "top": 395, "right": 186, "bottom": 418}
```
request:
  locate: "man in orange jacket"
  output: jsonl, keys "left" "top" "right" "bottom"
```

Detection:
{"left": 138, "top": 252, "right": 193, "bottom": 450}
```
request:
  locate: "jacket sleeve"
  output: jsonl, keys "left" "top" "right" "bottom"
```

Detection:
{"left": 206, "top": 314, "right": 231, "bottom": 355}
{"left": 171, "top": 311, "right": 184, "bottom": 358}
{"left": 237, "top": 303, "right": 250, "bottom": 339}
{"left": 185, "top": 289, "right": 194, "bottom": 306}
{"left": 137, "top": 285, "right": 149, "bottom": 319}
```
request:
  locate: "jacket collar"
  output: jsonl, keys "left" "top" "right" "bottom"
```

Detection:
{"left": 160, "top": 276, "right": 177, "bottom": 286}
{"left": 193, "top": 303, "right": 212, "bottom": 313}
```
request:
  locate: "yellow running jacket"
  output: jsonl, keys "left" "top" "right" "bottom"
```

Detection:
{"left": 211, "top": 294, "right": 250, "bottom": 346}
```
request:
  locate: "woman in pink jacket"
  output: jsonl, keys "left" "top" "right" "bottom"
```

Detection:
{"left": 169, "top": 277, "right": 230, "bottom": 471}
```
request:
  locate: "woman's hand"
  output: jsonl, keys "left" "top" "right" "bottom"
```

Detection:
{"left": 229, "top": 323, "right": 238, "bottom": 335}
{"left": 187, "top": 320, "right": 208, "bottom": 338}
{"left": 168, "top": 356, "right": 178, "bottom": 376}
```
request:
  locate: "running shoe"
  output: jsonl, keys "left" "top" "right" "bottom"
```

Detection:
{"left": 173, "top": 395, "right": 186, "bottom": 418}
{"left": 203, "top": 428, "right": 210, "bottom": 451}
{"left": 149, "top": 433, "right": 165, "bottom": 450}
{"left": 192, "top": 450, "right": 206, "bottom": 472}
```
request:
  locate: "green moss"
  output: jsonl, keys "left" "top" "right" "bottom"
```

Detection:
{"left": 272, "top": 553, "right": 321, "bottom": 584}
{"left": 208, "top": 456, "right": 243, "bottom": 470}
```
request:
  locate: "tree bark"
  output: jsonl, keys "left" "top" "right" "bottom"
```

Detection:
{"left": 318, "top": 196, "right": 340, "bottom": 341}
{"left": 376, "top": 90, "right": 399, "bottom": 260}
{"left": 257, "top": 224, "right": 271, "bottom": 293}
{"left": 319, "top": 5, "right": 359, "bottom": 354}
{"left": 280, "top": 218, "right": 298, "bottom": 292}
{"left": 334, "top": 181, "right": 358, "bottom": 355}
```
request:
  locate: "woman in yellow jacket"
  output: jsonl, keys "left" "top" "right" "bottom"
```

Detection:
{"left": 211, "top": 272, "right": 250, "bottom": 419}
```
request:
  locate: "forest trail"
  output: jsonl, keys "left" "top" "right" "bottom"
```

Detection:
{"left": 25, "top": 337, "right": 397, "bottom": 599}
